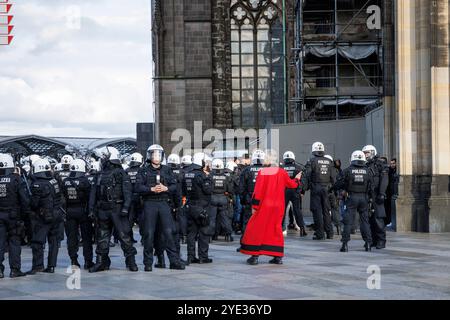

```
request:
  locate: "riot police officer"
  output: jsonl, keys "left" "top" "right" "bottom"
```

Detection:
{"left": 182, "top": 153, "right": 213, "bottom": 264}
{"left": 362, "top": 145, "right": 389, "bottom": 249}
{"left": 210, "top": 159, "right": 233, "bottom": 242}
{"left": 281, "top": 151, "right": 307, "bottom": 237}
{"left": 62, "top": 159, "right": 94, "bottom": 269}
{"left": 179, "top": 155, "right": 193, "bottom": 243}
{"left": 325, "top": 155, "right": 341, "bottom": 236}
{"left": 55, "top": 154, "right": 74, "bottom": 184}
{"left": 333, "top": 151, "right": 373, "bottom": 252}
{"left": 88, "top": 146, "right": 138, "bottom": 272}
{"left": 0, "top": 154, "right": 28, "bottom": 278}
{"left": 239, "top": 149, "right": 265, "bottom": 232}
{"left": 303, "top": 142, "right": 336, "bottom": 240}
{"left": 125, "top": 152, "right": 144, "bottom": 243}
{"left": 135, "top": 145, "right": 185, "bottom": 271}
{"left": 27, "top": 158, "right": 65, "bottom": 274}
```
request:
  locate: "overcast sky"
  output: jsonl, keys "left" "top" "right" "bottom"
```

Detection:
{"left": 0, "top": 0, "right": 153, "bottom": 138}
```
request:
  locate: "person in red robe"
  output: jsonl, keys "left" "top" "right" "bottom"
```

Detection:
{"left": 240, "top": 154, "right": 302, "bottom": 265}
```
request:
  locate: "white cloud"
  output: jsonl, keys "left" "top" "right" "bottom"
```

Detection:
{"left": 0, "top": 0, "right": 153, "bottom": 138}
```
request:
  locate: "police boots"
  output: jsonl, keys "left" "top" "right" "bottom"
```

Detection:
{"left": 10, "top": 269, "right": 26, "bottom": 278}
{"left": 154, "top": 255, "right": 166, "bottom": 269}
{"left": 126, "top": 256, "right": 138, "bottom": 272}
{"left": 340, "top": 242, "right": 348, "bottom": 252}
{"left": 364, "top": 242, "right": 372, "bottom": 252}
{"left": 89, "top": 256, "right": 111, "bottom": 273}
{"left": 300, "top": 226, "right": 308, "bottom": 237}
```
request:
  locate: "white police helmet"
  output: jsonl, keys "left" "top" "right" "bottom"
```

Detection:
{"left": 324, "top": 155, "right": 334, "bottom": 162}
{"left": 312, "top": 142, "right": 325, "bottom": 153}
{"left": 226, "top": 161, "right": 237, "bottom": 172}
{"left": 0, "top": 153, "right": 14, "bottom": 175}
{"left": 350, "top": 150, "right": 367, "bottom": 166}
{"left": 70, "top": 159, "right": 86, "bottom": 173}
{"left": 193, "top": 153, "right": 207, "bottom": 167}
{"left": 167, "top": 154, "right": 181, "bottom": 165}
{"left": 362, "top": 145, "right": 377, "bottom": 160}
{"left": 94, "top": 146, "right": 121, "bottom": 165}
{"left": 212, "top": 159, "right": 224, "bottom": 170}
{"left": 251, "top": 149, "right": 266, "bottom": 165}
{"left": 283, "top": 151, "right": 295, "bottom": 161}
{"left": 181, "top": 155, "right": 192, "bottom": 166}
{"left": 33, "top": 158, "right": 53, "bottom": 178}
{"left": 29, "top": 154, "right": 41, "bottom": 165}
{"left": 146, "top": 144, "right": 164, "bottom": 164}
{"left": 129, "top": 152, "right": 143, "bottom": 167}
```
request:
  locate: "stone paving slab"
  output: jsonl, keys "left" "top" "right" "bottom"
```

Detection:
{"left": 1, "top": 229, "right": 450, "bottom": 300}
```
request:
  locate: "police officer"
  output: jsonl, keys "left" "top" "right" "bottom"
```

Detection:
{"left": 88, "top": 146, "right": 138, "bottom": 272}
{"left": 362, "top": 145, "right": 388, "bottom": 249}
{"left": 0, "top": 154, "right": 28, "bottom": 278}
{"left": 239, "top": 149, "right": 265, "bottom": 232}
{"left": 182, "top": 152, "right": 213, "bottom": 264}
{"left": 27, "top": 158, "right": 65, "bottom": 274}
{"left": 55, "top": 154, "right": 74, "bottom": 184}
{"left": 62, "top": 159, "right": 94, "bottom": 269}
{"left": 125, "top": 152, "right": 144, "bottom": 243}
{"left": 179, "top": 155, "right": 193, "bottom": 243}
{"left": 210, "top": 159, "right": 233, "bottom": 242}
{"left": 135, "top": 145, "right": 185, "bottom": 271}
{"left": 303, "top": 142, "right": 336, "bottom": 240}
{"left": 281, "top": 151, "right": 307, "bottom": 237}
{"left": 333, "top": 151, "right": 373, "bottom": 252}
{"left": 325, "top": 155, "right": 341, "bottom": 236}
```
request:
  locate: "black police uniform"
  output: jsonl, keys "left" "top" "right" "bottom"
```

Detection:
{"left": 182, "top": 164, "right": 213, "bottom": 263}
{"left": 239, "top": 163, "right": 263, "bottom": 232}
{"left": 29, "top": 173, "right": 65, "bottom": 273}
{"left": 281, "top": 160, "right": 306, "bottom": 230}
{"left": 89, "top": 161, "right": 137, "bottom": 271}
{"left": 367, "top": 156, "right": 389, "bottom": 248}
{"left": 304, "top": 155, "right": 336, "bottom": 239}
{"left": 62, "top": 172, "right": 93, "bottom": 268}
{"left": 210, "top": 168, "right": 233, "bottom": 240}
{"left": 135, "top": 163, "right": 183, "bottom": 270}
{"left": 0, "top": 170, "right": 29, "bottom": 278}
{"left": 334, "top": 163, "right": 373, "bottom": 249}
{"left": 179, "top": 164, "right": 193, "bottom": 241}
{"left": 126, "top": 164, "right": 144, "bottom": 241}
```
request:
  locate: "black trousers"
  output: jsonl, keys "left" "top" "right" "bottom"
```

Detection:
{"left": 179, "top": 205, "right": 188, "bottom": 237}
{"left": 310, "top": 185, "right": 333, "bottom": 238}
{"left": 142, "top": 200, "right": 180, "bottom": 267}
{"left": 0, "top": 212, "right": 22, "bottom": 271}
{"left": 341, "top": 193, "right": 372, "bottom": 244}
{"left": 370, "top": 197, "right": 386, "bottom": 245}
{"left": 65, "top": 205, "right": 93, "bottom": 262}
{"left": 210, "top": 194, "right": 232, "bottom": 236}
{"left": 187, "top": 202, "right": 211, "bottom": 260}
{"left": 95, "top": 204, "right": 137, "bottom": 259}
{"left": 284, "top": 189, "right": 305, "bottom": 228}
{"left": 154, "top": 211, "right": 182, "bottom": 258}
{"left": 128, "top": 196, "right": 143, "bottom": 239}
{"left": 31, "top": 215, "right": 63, "bottom": 269}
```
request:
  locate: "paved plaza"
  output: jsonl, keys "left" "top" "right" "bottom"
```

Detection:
{"left": 1, "top": 228, "right": 450, "bottom": 300}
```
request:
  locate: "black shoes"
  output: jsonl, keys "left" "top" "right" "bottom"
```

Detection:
{"left": 144, "top": 265, "right": 152, "bottom": 272}
{"left": 364, "top": 242, "right": 372, "bottom": 252}
{"left": 126, "top": 256, "right": 138, "bottom": 272}
{"left": 376, "top": 242, "right": 386, "bottom": 249}
{"left": 84, "top": 261, "right": 94, "bottom": 270}
{"left": 326, "top": 234, "right": 334, "bottom": 240}
{"left": 154, "top": 255, "right": 166, "bottom": 268}
{"left": 43, "top": 267, "right": 55, "bottom": 273}
{"left": 186, "top": 257, "right": 200, "bottom": 265}
{"left": 268, "top": 257, "right": 283, "bottom": 265}
{"left": 26, "top": 267, "right": 45, "bottom": 275}
{"left": 340, "top": 242, "right": 348, "bottom": 252}
{"left": 199, "top": 258, "right": 213, "bottom": 264}
{"left": 299, "top": 226, "right": 308, "bottom": 237}
{"left": 246, "top": 256, "right": 259, "bottom": 265}
{"left": 89, "top": 256, "right": 111, "bottom": 273}
{"left": 170, "top": 263, "right": 186, "bottom": 270}
{"left": 10, "top": 269, "right": 26, "bottom": 278}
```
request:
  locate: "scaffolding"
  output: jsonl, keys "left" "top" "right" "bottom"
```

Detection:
{"left": 292, "top": 0, "right": 384, "bottom": 122}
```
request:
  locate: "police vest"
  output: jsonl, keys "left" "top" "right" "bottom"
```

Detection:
{"left": 97, "top": 169, "right": 123, "bottom": 202}
{"left": 310, "top": 157, "right": 332, "bottom": 185}
{"left": 247, "top": 165, "right": 262, "bottom": 193}
{"left": 48, "top": 178, "right": 63, "bottom": 208}
{"left": 0, "top": 174, "right": 18, "bottom": 211}
{"left": 346, "top": 166, "right": 370, "bottom": 193}
{"left": 64, "top": 178, "right": 87, "bottom": 204}
{"left": 212, "top": 172, "right": 227, "bottom": 194}
{"left": 184, "top": 169, "right": 207, "bottom": 201}
{"left": 58, "top": 171, "right": 71, "bottom": 182}
{"left": 126, "top": 169, "right": 139, "bottom": 185}
{"left": 367, "top": 158, "right": 386, "bottom": 188}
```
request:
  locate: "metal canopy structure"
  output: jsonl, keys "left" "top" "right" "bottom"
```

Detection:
{"left": 0, "top": 135, "right": 137, "bottom": 159}
{"left": 292, "top": 0, "right": 384, "bottom": 122}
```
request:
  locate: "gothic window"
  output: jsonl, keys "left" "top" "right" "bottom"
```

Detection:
{"left": 231, "top": 0, "right": 285, "bottom": 128}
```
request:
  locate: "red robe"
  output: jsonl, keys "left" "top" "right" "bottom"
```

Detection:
{"left": 240, "top": 167, "right": 300, "bottom": 257}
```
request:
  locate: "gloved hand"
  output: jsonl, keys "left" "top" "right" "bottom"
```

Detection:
{"left": 376, "top": 194, "right": 386, "bottom": 204}
{"left": 120, "top": 207, "right": 129, "bottom": 217}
